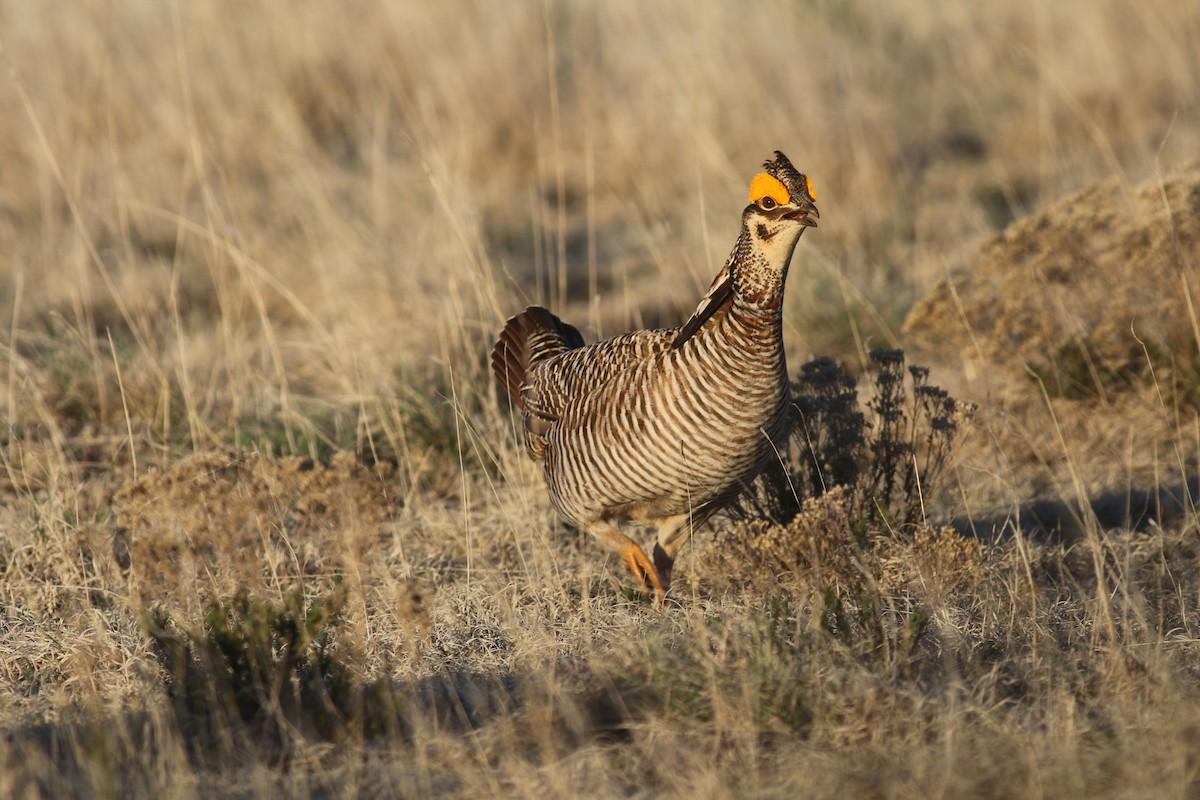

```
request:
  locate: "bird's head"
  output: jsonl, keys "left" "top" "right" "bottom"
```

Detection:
{"left": 670, "top": 151, "right": 819, "bottom": 345}
{"left": 742, "top": 150, "right": 819, "bottom": 270}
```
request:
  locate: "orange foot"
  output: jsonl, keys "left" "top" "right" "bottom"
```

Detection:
{"left": 620, "top": 542, "right": 666, "bottom": 600}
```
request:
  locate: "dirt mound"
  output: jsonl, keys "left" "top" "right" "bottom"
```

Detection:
{"left": 904, "top": 163, "right": 1200, "bottom": 401}
{"left": 114, "top": 451, "right": 400, "bottom": 610}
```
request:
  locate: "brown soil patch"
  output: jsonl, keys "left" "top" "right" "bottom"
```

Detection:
{"left": 904, "top": 163, "right": 1200, "bottom": 403}
{"left": 113, "top": 451, "right": 400, "bottom": 611}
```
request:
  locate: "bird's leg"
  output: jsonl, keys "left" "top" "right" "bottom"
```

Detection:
{"left": 622, "top": 543, "right": 666, "bottom": 599}
{"left": 652, "top": 543, "right": 674, "bottom": 592}
{"left": 587, "top": 522, "right": 666, "bottom": 599}
{"left": 652, "top": 513, "right": 699, "bottom": 592}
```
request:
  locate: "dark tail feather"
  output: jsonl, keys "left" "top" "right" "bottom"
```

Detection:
{"left": 491, "top": 306, "right": 584, "bottom": 408}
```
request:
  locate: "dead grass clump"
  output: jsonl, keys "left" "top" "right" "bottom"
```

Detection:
{"left": 719, "top": 487, "right": 985, "bottom": 601}
{"left": 113, "top": 450, "right": 399, "bottom": 612}
{"left": 728, "top": 487, "right": 865, "bottom": 593}
{"left": 905, "top": 162, "right": 1200, "bottom": 404}
{"left": 899, "top": 524, "right": 987, "bottom": 599}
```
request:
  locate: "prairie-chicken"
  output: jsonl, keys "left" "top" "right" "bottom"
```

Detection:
{"left": 492, "top": 151, "right": 818, "bottom": 597}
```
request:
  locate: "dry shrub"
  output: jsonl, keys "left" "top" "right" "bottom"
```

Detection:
{"left": 735, "top": 350, "right": 975, "bottom": 529}
{"left": 113, "top": 450, "right": 400, "bottom": 612}
{"left": 142, "top": 588, "right": 406, "bottom": 764}
{"left": 905, "top": 162, "right": 1200, "bottom": 403}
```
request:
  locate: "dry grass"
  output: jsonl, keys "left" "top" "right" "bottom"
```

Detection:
{"left": 2, "top": 1, "right": 1199, "bottom": 797}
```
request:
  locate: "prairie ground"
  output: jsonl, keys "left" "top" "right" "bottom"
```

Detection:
{"left": 1, "top": 1, "right": 1199, "bottom": 797}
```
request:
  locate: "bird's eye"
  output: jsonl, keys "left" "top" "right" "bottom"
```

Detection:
{"left": 760, "top": 196, "right": 776, "bottom": 210}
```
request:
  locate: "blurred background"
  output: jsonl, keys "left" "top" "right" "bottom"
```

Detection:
{"left": 2, "top": 2, "right": 1196, "bottom": 467}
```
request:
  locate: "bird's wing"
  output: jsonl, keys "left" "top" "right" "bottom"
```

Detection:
{"left": 524, "top": 328, "right": 675, "bottom": 429}
{"left": 672, "top": 263, "right": 733, "bottom": 349}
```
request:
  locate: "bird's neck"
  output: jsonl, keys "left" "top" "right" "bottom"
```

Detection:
{"left": 729, "top": 229, "right": 794, "bottom": 316}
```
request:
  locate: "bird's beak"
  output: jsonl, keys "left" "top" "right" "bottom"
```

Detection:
{"left": 786, "top": 199, "right": 819, "bottom": 227}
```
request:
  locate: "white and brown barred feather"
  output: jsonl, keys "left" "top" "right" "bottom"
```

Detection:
{"left": 490, "top": 150, "right": 817, "bottom": 592}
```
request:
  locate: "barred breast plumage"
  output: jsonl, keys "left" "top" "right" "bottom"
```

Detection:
{"left": 492, "top": 151, "right": 819, "bottom": 597}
